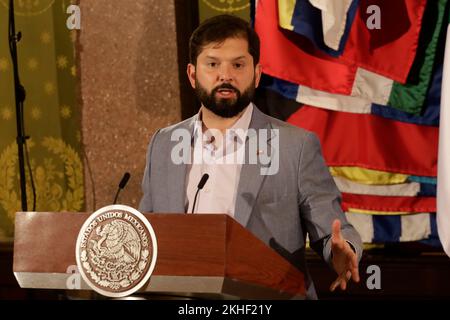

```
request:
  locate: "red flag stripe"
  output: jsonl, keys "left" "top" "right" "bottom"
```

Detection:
{"left": 288, "top": 105, "right": 438, "bottom": 177}
{"left": 342, "top": 193, "right": 436, "bottom": 213}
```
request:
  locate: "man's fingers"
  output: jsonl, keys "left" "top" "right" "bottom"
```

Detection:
{"left": 352, "top": 266, "right": 360, "bottom": 283}
{"left": 351, "top": 254, "right": 360, "bottom": 282}
{"left": 342, "top": 249, "right": 360, "bottom": 283}
{"left": 330, "top": 275, "right": 346, "bottom": 292}
{"left": 329, "top": 271, "right": 352, "bottom": 292}
{"left": 340, "top": 271, "right": 352, "bottom": 290}
{"left": 340, "top": 279, "right": 347, "bottom": 291}
{"left": 346, "top": 270, "right": 352, "bottom": 281}
{"left": 329, "top": 278, "right": 340, "bottom": 292}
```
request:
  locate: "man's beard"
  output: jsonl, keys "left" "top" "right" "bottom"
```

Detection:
{"left": 195, "top": 78, "right": 255, "bottom": 118}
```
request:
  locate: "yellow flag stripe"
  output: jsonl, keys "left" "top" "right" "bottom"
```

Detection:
{"left": 330, "top": 166, "right": 409, "bottom": 185}
{"left": 278, "top": 0, "right": 296, "bottom": 31}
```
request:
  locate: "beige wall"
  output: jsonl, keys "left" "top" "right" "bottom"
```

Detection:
{"left": 79, "top": 0, "right": 182, "bottom": 211}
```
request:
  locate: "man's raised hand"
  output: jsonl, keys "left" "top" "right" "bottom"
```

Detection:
{"left": 329, "top": 219, "right": 360, "bottom": 292}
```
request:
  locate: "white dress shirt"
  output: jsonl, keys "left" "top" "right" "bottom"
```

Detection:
{"left": 185, "top": 104, "right": 253, "bottom": 216}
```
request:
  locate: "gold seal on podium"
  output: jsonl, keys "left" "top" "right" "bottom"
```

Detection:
{"left": 76, "top": 205, "right": 158, "bottom": 298}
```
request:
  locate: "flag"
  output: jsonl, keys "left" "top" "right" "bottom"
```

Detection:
{"left": 260, "top": 0, "right": 427, "bottom": 88}
{"left": 253, "top": 82, "right": 440, "bottom": 243}
{"left": 277, "top": 0, "right": 427, "bottom": 83}
{"left": 342, "top": 193, "right": 436, "bottom": 213}
{"left": 261, "top": 72, "right": 386, "bottom": 113}
{"left": 278, "top": 0, "right": 297, "bottom": 31}
{"left": 437, "top": 19, "right": 450, "bottom": 256}
{"left": 288, "top": 106, "right": 439, "bottom": 177}
{"left": 388, "top": 0, "right": 448, "bottom": 114}
{"left": 334, "top": 176, "right": 421, "bottom": 197}
{"left": 330, "top": 166, "right": 409, "bottom": 185}
{"left": 256, "top": 0, "right": 357, "bottom": 95}
{"left": 254, "top": 83, "right": 440, "bottom": 244}
{"left": 339, "top": 0, "right": 427, "bottom": 83}
{"left": 262, "top": 58, "right": 442, "bottom": 125}
{"left": 262, "top": 0, "right": 448, "bottom": 118}
{"left": 251, "top": 0, "right": 442, "bottom": 246}
{"left": 278, "top": 0, "right": 359, "bottom": 56}
{"left": 309, "top": 0, "right": 359, "bottom": 52}
{"left": 346, "top": 212, "right": 436, "bottom": 243}
{"left": 370, "top": 62, "right": 441, "bottom": 126}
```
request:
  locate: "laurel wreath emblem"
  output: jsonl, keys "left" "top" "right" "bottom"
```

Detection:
{"left": 80, "top": 220, "right": 151, "bottom": 291}
{"left": 201, "top": 0, "right": 250, "bottom": 13}
{"left": 0, "top": 137, "right": 84, "bottom": 223}
{"left": 0, "top": 0, "right": 56, "bottom": 16}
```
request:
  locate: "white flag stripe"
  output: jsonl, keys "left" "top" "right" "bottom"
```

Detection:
{"left": 334, "top": 176, "right": 421, "bottom": 196}
{"left": 346, "top": 212, "right": 433, "bottom": 243}
{"left": 352, "top": 68, "right": 393, "bottom": 105}
{"left": 308, "top": 0, "right": 353, "bottom": 51}
{"left": 345, "top": 212, "right": 374, "bottom": 243}
{"left": 296, "top": 68, "right": 393, "bottom": 113}
{"left": 437, "top": 23, "right": 450, "bottom": 257}
{"left": 297, "top": 84, "right": 372, "bottom": 113}
{"left": 400, "top": 213, "right": 432, "bottom": 242}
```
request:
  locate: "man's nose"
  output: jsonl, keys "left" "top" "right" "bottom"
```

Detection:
{"left": 218, "top": 64, "right": 233, "bottom": 82}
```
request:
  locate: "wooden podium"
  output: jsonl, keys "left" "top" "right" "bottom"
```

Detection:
{"left": 13, "top": 212, "right": 305, "bottom": 299}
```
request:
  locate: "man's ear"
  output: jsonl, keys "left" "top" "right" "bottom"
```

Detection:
{"left": 187, "top": 63, "right": 196, "bottom": 89}
{"left": 254, "top": 63, "right": 262, "bottom": 88}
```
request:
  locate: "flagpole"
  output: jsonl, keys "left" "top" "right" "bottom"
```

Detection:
{"left": 8, "top": 0, "right": 28, "bottom": 211}
{"left": 437, "top": 21, "right": 450, "bottom": 257}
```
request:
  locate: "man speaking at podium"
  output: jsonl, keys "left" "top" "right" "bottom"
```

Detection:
{"left": 139, "top": 15, "right": 362, "bottom": 300}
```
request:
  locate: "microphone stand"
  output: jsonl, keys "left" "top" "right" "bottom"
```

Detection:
{"left": 9, "top": 0, "right": 28, "bottom": 211}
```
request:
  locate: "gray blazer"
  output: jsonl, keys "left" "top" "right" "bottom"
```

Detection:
{"left": 139, "top": 105, "right": 362, "bottom": 299}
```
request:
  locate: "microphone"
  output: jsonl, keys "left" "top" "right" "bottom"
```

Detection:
{"left": 190, "top": 173, "right": 209, "bottom": 214}
{"left": 113, "top": 172, "right": 131, "bottom": 204}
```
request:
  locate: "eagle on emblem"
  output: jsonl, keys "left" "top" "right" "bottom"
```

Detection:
{"left": 91, "top": 220, "right": 141, "bottom": 264}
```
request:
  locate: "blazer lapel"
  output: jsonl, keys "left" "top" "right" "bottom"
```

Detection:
{"left": 167, "top": 118, "right": 196, "bottom": 213}
{"left": 167, "top": 158, "right": 187, "bottom": 212}
{"left": 234, "top": 106, "right": 275, "bottom": 227}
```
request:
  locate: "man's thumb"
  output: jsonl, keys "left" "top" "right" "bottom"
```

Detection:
{"left": 332, "top": 219, "right": 342, "bottom": 243}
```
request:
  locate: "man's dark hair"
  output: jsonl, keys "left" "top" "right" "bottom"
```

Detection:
{"left": 189, "top": 15, "right": 260, "bottom": 66}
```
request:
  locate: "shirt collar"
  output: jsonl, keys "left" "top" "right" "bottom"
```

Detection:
{"left": 193, "top": 103, "right": 253, "bottom": 146}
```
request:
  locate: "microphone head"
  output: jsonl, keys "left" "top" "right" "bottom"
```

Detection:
{"left": 119, "top": 172, "right": 131, "bottom": 189}
{"left": 197, "top": 173, "right": 209, "bottom": 189}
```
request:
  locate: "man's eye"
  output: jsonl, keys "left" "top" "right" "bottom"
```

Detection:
{"left": 234, "top": 63, "right": 243, "bottom": 69}
{"left": 208, "top": 62, "right": 217, "bottom": 68}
